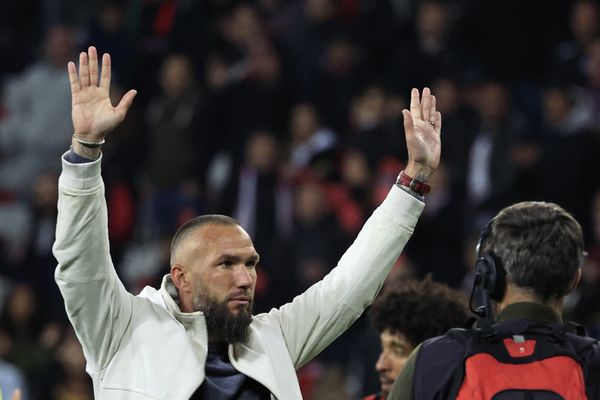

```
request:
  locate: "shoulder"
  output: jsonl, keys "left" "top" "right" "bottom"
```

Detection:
{"left": 567, "top": 333, "right": 600, "bottom": 364}
{"left": 411, "top": 331, "right": 470, "bottom": 397}
{"left": 137, "top": 285, "right": 165, "bottom": 305}
{"left": 420, "top": 328, "right": 473, "bottom": 352}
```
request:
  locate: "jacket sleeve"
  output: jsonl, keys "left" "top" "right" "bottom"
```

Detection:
{"left": 269, "top": 185, "right": 424, "bottom": 368}
{"left": 52, "top": 153, "right": 133, "bottom": 373}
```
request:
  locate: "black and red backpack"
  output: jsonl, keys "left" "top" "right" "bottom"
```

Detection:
{"left": 412, "top": 318, "right": 600, "bottom": 399}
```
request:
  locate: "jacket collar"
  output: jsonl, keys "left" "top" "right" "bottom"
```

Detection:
{"left": 159, "top": 274, "right": 205, "bottom": 326}
{"left": 497, "top": 302, "right": 562, "bottom": 324}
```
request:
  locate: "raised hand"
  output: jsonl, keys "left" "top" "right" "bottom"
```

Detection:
{"left": 68, "top": 46, "right": 136, "bottom": 143}
{"left": 402, "top": 88, "right": 442, "bottom": 182}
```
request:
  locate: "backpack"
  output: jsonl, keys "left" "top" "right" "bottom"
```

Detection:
{"left": 412, "top": 319, "right": 600, "bottom": 400}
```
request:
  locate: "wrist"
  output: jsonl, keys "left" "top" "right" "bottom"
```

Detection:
{"left": 404, "top": 162, "right": 434, "bottom": 183}
{"left": 396, "top": 170, "right": 431, "bottom": 196}
{"left": 71, "top": 137, "right": 102, "bottom": 160}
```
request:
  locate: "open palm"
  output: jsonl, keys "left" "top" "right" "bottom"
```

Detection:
{"left": 69, "top": 47, "right": 136, "bottom": 141}
{"left": 402, "top": 88, "right": 442, "bottom": 181}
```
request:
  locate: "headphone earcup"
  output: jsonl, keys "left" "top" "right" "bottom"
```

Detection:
{"left": 475, "top": 252, "right": 507, "bottom": 302}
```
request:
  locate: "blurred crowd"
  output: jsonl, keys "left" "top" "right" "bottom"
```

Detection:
{"left": 1, "top": 0, "right": 600, "bottom": 399}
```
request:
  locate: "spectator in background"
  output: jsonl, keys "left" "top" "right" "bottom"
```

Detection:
{"left": 220, "top": 131, "right": 293, "bottom": 249}
{"left": 205, "top": 3, "right": 291, "bottom": 152}
{"left": 565, "top": 189, "right": 600, "bottom": 338}
{"left": 404, "top": 163, "right": 468, "bottom": 287}
{"left": 0, "top": 284, "right": 57, "bottom": 399}
{"left": 0, "top": 0, "right": 46, "bottom": 78}
{"left": 51, "top": 328, "right": 93, "bottom": 400}
{"left": 286, "top": 179, "right": 350, "bottom": 297}
{"left": 583, "top": 37, "right": 600, "bottom": 127}
{"left": 82, "top": 1, "right": 136, "bottom": 86}
{"left": 275, "top": 0, "right": 344, "bottom": 90}
{"left": 331, "top": 149, "right": 373, "bottom": 234}
{"left": 0, "top": 25, "right": 77, "bottom": 264}
{"left": 0, "top": 361, "right": 27, "bottom": 400}
{"left": 541, "top": 84, "right": 592, "bottom": 138}
{"left": 309, "top": 35, "right": 366, "bottom": 133}
{"left": 17, "top": 172, "right": 64, "bottom": 323}
{"left": 288, "top": 102, "right": 338, "bottom": 179}
{"left": 465, "top": 81, "right": 529, "bottom": 231}
{"left": 349, "top": 86, "right": 405, "bottom": 171}
{"left": 430, "top": 76, "right": 478, "bottom": 200}
{"left": 390, "top": 0, "right": 472, "bottom": 94}
{"left": 0, "top": 25, "right": 76, "bottom": 194}
{"left": 549, "top": 0, "right": 600, "bottom": 86}
{"left": 144, "top": 53, "right": 205, "bottom": 237}
{"left": 538, "top": 84, "right": 600, "bottom": 239}
{"left": 365, "top": 276, "right": 469, "bottom": 400}
{"left": 146, "top": 54, "right": 203, "bottom": 190}
{"left": 217, "top": 131, "right": 293, "bottom": 310}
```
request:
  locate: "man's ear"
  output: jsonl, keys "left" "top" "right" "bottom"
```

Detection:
{"left": 566, "top": 268, "right": 582, "bottom": 295}
{"left": 171, "top": 264, "right": 191, "bottom": 293}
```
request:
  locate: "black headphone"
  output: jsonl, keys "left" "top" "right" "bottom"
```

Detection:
{"left": 469, "top": 220, "right": 507, "bottom": 323}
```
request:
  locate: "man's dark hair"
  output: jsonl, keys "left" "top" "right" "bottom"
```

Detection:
{"left": 170, "top": 214, "right": 240, "bottom": 264}
{"left": 483, "top": 201, "right": 585, "bottom": 302}
{"left": 369, "top": 276, "right": 469, "bottom": 347}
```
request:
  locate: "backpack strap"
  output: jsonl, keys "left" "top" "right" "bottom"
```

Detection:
{"left": 587, "top": 362, "right": 600, "bottom": 398}
{"left": 412, "top": 329, "right": 473, "bottom": 399}
{"left": 564, "top": 320, "right": 587, "bottom": 337}
{"left": 464, "top": 315, "right": 499, "bottom": 340}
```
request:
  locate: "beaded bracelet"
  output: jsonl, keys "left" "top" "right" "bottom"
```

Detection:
{"left": 73, "top": 134, "right": 105, "bottom": 148}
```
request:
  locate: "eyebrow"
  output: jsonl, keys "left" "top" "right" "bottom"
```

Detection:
{"left": 390, "top": 340, "right": 409, "bottom": 349}
{"left": 216, "top": 253, "right": 260, "bottom": 263}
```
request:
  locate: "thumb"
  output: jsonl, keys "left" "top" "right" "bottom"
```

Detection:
{"left": 115, "top": 89, "right": 137, "bottom": 118}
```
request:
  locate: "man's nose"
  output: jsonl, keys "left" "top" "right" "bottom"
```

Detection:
{"left": 375, "top": 352, "right": 388, "bottom": 372}
{"left": 233, "top": 265, "right": 253, "bottom": 288}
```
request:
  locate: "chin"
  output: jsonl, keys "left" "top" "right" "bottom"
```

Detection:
{"left": 381, "top": 384, "right": 391, "bottom": 397}
{"left": 229, "top": 304, "right": 249, "bottom": 314}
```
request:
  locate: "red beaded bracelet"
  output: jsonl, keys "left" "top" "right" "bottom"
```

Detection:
{"left": 396, "top": 170, "right": 431, "bottom": 196}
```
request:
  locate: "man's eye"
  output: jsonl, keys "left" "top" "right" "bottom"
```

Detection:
{"left": 220, "top": 260, "right": 232, "bottom": 267}
{"left": 246, "top": 261, "right": 257, "bottom": 268}
{"left": 392, "top": 347, "right": 407, "bottom": 356}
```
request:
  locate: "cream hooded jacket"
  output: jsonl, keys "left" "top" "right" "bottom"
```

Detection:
{"left": 53, "top": 154, "right": 424, "bottom": 399}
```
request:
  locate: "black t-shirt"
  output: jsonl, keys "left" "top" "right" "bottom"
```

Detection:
{"left": 191, "top": 342, "right": 271, "bottom": 400}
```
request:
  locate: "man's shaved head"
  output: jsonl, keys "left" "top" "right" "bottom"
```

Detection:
{"left": 169, "top": 214, "right": 258, "bottom": 343}
{"left": 170, "top": 214, "right": 240, "bottom": 265}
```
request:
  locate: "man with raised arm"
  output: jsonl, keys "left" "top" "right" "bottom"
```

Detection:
{"left": 52, "top": 46, "right": 442, "bottom": 399}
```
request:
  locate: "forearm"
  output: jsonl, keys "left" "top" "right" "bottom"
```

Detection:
{"left": 54, "top": 153, "right": 106, "bottom": 280}
{"left": 53, "top": 153, "right": 132, "bottom": 370}
{"left": 274, "top": 185, "right": 424, "bottom": 367}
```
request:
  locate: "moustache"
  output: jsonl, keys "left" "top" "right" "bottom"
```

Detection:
{"left": 227, "top": 291, "right": 253, "bottom": 302}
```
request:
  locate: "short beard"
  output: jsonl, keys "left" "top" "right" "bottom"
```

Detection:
{"left": 193, "top": 288, "right": 253, "bottom": 344}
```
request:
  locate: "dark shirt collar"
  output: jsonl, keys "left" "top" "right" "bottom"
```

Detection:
{"left": 497, "top": 302, "right": 562, "bottom": 324}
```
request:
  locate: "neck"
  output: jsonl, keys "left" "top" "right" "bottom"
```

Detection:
{"left": 178, "top": 294, "right": 194, "bottom": 313}
{"left": 498, "top": 285, "right": 563, "bottom": 315}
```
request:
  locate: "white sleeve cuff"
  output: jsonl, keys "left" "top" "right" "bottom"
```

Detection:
{"left": 59, "top": 151, "right": 103, "bottom": 190}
